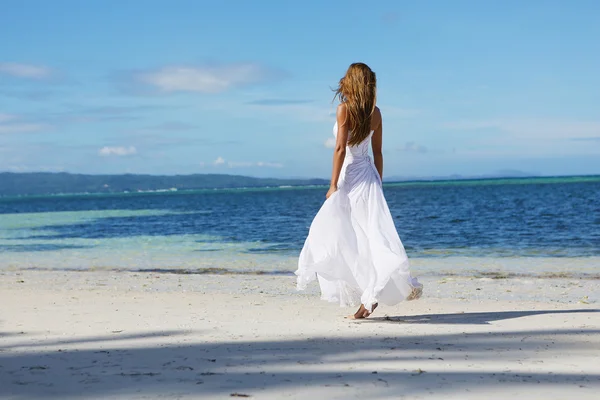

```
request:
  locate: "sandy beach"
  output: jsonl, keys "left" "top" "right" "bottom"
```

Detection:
{"left": 1, "top": 270, "right": 599, "bottom": 399}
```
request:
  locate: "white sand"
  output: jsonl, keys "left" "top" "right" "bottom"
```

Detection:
{"left": 1, "top": 270, "right": 599, "bottom": 399}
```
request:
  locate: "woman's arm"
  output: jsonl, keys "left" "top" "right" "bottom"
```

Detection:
{"left": 326, "top": 104, "right": 349, "bottom": 199}
{"left": 371, "top": 107, "right": 383, "bottom": 182}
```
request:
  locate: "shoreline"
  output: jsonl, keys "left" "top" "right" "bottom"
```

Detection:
{"left": 3, "top": 259, "right": 600, "bottom": 281}
{"left": 2, "top": 269, "right": 598, "bottom": 305}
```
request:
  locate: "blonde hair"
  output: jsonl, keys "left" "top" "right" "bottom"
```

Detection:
{"left": 333, "top": 63, "right": 377, "bottom": 146}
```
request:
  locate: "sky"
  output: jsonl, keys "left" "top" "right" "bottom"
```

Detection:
{"left": 1, "top": 0, "right": 599, "bottom": 179}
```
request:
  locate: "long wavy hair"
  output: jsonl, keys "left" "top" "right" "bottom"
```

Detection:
{"left": 333, "top": 62, "right": 377, "bottom": 146}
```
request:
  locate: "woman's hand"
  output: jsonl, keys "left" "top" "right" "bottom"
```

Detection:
{"left": 326, "top": 186, "right": 337, "bottom": 199}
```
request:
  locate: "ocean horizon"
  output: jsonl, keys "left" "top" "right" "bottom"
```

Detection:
{"left": 2, "top": 173, "right": 599, "bottom": 198}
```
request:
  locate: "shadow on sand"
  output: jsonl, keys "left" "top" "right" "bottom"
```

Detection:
{"left": 1, "top": 310, "right": 599, "bottom": 398}
{"left": 366, "top": 308, "right": 600, "bottom": 325}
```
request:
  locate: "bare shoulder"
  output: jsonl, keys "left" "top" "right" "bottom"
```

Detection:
{"left": 374, "top": 106, "right": 382, "bottom": 119}
{"left": 336, "top": 103, "right": 348, "bottom": 125}
{"left": 372, "top": 106, "right": 382, "bottom": 129}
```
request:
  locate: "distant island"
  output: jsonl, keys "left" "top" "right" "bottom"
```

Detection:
{"left": 0, "top": 172, "right": 329, "bottom": 197}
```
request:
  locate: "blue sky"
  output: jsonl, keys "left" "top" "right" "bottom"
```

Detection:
{"left": 1, "top": 0, "right": 599, "bottom": 178}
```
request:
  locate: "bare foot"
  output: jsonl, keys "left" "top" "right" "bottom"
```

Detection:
{"left": 407, "top": 286, "right": 423, "bottom": 301}
{"left": 348, "top": 303, "right": 378, "bottom": 319}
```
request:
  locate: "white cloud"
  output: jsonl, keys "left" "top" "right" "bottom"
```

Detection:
{"left": 324, "top": 137, "right": 336, "bottom": 149}
{"left": 98, "top": 146, "right": 137, "bottom": 156}
{"left": 0, "top": 63, "right": 53, "bottom": 79}
{"left": 134, "top": 63, "right": 276, "bottom": 93}
{"left": 214, "top": 156, "right": 226, "bottom": 165}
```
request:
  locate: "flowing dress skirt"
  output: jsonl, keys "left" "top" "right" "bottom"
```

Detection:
{"left": 295, "top": 155, "right": 422, "bottom": 311}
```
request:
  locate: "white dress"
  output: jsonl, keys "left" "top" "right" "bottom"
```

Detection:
{"left": 295, "top": 122, "right": 423, "bottom": 312}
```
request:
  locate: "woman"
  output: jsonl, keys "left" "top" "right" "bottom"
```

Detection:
{"left": 295, "top": 62, "right": 423, "bottom": 319}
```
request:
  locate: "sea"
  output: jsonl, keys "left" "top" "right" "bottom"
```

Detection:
{"left": 1, "top": 176, "right": 599, "bottom": 279}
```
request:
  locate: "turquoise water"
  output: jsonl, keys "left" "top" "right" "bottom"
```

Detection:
{"left": 0, "top": 176, "right": 599, "bottom": 278}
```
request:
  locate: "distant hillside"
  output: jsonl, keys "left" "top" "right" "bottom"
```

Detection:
{"left": 0, "top": 172, "right": 329, "bottom": 197}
